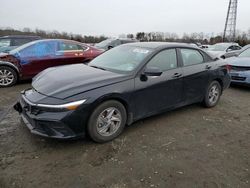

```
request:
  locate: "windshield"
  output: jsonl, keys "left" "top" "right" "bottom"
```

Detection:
{"left": 208, "top": 44, "right": 228, "bottom": 51}
{"left": 95, "top": 39, "right": 113, "bottom": 48}
{"left": 89, "top": 45, "right": 152, "bottom": 74}
{"left": 0, "top": 39, "right": 11, "bottom": 48}
{"left": 239, "top": 48, "right": 250, "bottom": 58}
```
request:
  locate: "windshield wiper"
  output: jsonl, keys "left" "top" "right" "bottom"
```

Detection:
{"left": 89, "top": 65, "right": 107, "bottom": 71}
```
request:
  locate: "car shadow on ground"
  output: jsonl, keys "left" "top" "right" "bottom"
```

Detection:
{"left": 32, "top": 103, "right": 203, "bottom": 147}
{"left": 230, "top": 84, "right": 250, "bottom": 91}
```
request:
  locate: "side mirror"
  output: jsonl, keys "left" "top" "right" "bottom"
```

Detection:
{"left": 226, "top": 48, "right": 233, "bottom": 52}
{"left": 108, "top": 46, "right": 113, "bottom": 50}
{"left": 143, "top": 67, "right": 163, "bottom": 77}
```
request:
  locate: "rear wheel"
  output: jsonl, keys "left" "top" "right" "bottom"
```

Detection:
{"left": 0, "top": 66, "right": 18, "bottom": 87}
{"left": 87, "top": 100, "right": 127, "bottom": 143}
{"left": 203, "top": 81, "right": 222, "bottom": 108}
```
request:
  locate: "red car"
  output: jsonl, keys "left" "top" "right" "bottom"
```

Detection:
{"left": 0, "top": 39, "right": 103, "bottom": 87}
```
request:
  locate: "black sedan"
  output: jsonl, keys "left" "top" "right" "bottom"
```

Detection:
{"left": 14, "top": 42, "right": 231, "bottom": 143}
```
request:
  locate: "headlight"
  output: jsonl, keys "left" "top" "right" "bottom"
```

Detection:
{"left": 36, "top": 99, "right": 87, "bottom": 110}
{"left": 22, "top": 95, "right": 87, "bottom": 111}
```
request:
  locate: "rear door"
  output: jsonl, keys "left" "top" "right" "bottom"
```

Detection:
{"left": 133, "top": 48, "right": 184, "bottom": 119}
{"left": 178, "top": 48, "right": 212, "bottom": 103}
{"left": 55, "top": 41, "right": 88, "bottom": 65}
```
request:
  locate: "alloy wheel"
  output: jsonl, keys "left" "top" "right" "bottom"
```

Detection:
{"left": 208, "top": 85, "right": 220, "bottom": 105}
{"left": 96, "top": 107, "right": 122, "bottom": 137}
{"left": 0, "top": 69, "right": 14, "bottom": 86}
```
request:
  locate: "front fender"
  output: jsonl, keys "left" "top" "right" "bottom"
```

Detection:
{"left": 0, "top": 60, "right": 20, "bottom": 73}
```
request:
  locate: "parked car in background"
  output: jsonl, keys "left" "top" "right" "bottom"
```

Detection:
{"left": 14, "top": 42, "right": 231, "bottom": 143}
{"left": 0, "top": 35, "right": 41, "bottom": 53}
{"left": 0, "top": 39, "right": 103, "bottom": 87}
{"left": 228, "top": 45, "right": 250, "bottom": 86}
{"left": 239, "top": 44, "right": 250, "bottom": 53}
{"left": 201, "top": 45, "right": 212, "bottom": 49}
{"left": 206, "top": 43, "right": 242, "bottom": 59}
{"left": 95, "top": 38, "right": 138, "bottom": 50}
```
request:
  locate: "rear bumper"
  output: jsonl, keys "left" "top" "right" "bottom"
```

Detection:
{"left": 229, "top": 70, "right": 250, "bottom": 85}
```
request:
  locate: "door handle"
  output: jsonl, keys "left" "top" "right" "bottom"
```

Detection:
{"left": 172, "top": 73, "right": 182, "bottom": 78}
{"left": 206, "top": 65, "right": 212, "bottom": 70}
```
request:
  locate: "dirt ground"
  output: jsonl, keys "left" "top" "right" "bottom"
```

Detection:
{"left": 0, "top": 82, "right": 249, "bottom": 188}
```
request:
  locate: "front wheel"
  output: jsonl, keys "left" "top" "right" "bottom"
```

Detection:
{"left": 203, "top": 81, "right": 222, "bottom": 108}
{"left": 87, "top": 100, "right": 127, "bottom": 143}
{"left": 0, "top": 66, "right": 18, "bottom": 87}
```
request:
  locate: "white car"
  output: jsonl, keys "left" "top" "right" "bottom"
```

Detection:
{"left": 206, "top": 43, "right": 242, "bottom": 59}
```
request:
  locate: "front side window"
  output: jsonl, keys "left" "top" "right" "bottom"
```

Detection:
{"left": 180, "top": 49, "right": 204, "bottom": 66}
{"left": 146, "top": 49, "right": 177, "bottom": 71}
{"left": 234, "top": 46, "right": 242, "bottom": 50}
{"left": 239, "top": 48, "right": 250, "bottom": 58}
{"left": 19, "top": 41, "right": 57, "bottom": 58}
{"left": 111, "top": 40, "right": 121, "bottom": 47}
{"left": 227, "top": 45, "right": 241, "bottom": 52}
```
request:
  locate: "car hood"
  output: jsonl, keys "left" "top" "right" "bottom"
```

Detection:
{"left": 0, "top": 52, "right": 9, "bottom": 58}
{"left": 227, "top": 57, "right": 250, "bottom": 67}
{"left": 32, "top": 64, "right": 129, "bottom": 99}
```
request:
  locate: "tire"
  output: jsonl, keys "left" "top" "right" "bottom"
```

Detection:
{"left": 0, "top": 66, "right": 18, "bottom": 87}
{"left": 203, "top": 81, "right": 222, "bottom": 108}
{"left": 87, "top": 100, "right": 127, "bottom": 143}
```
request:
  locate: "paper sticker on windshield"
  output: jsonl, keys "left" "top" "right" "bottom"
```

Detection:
{"left": 133, "top": 48, "right": 149, "bottom": 54}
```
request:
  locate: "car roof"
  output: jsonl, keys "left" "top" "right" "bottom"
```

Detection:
{"left": 213, "top": 42, "right": 240, "bottom": 47}
{"left": 25, "top": 39, "right": 86, "bottom": 45}
{"left": 0, "top": 35, "right": 41, "bottom": 39}
{"left": 9, "top": 39, "right": 87, "bottom": 54}
{"left": 125, "top": 42, "right": 200, "bottom": 49}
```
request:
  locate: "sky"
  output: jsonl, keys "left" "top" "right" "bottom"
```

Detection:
{"left": 0, "top": 0, "right": 249, "bottom": 37}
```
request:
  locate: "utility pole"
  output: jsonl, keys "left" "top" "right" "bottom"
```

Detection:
{"left": 223, "top": 0, "right": 238, "bottom": 42}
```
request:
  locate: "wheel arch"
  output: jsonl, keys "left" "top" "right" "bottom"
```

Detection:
{"left": 90, "top": 93, "right": 133, "bottom": 125}
{"left": 0, "top": 61, "right": 20, "bottom": 79}
{"left": 214, "top": 78, "right": 224, "bottom": 92}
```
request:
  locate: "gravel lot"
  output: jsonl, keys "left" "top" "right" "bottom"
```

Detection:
{"left": 0, "top": 83, "right": 249, "bottom": 188}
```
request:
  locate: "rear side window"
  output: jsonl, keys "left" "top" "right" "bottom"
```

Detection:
{"left": 227, "top": 45, "right": 241, "bottom": 52}
{"left": 58, "top": 42, "right": 86, "bottom": 51}
{"left": 180, "top": 49, "right": 204, "bottom": 66}
{"left": 147, "top": 49, "right": 177, "bottom": 71}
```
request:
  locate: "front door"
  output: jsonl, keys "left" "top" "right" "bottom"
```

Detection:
{"left": 133, "top": 48, "right": 184, "bottom": 119}
{"left": 20, "top": 41, "right": 58, "bottom": 77}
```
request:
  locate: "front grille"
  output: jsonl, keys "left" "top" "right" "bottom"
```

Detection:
{"left": 231, "top": 76, "right": 246, "bottom": 81}
{"left": 231, "top": 66, "right": 250, "bottom": 71}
